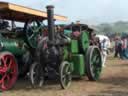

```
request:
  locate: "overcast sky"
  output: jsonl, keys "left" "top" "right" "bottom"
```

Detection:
{"left": 1, "top": 0, "right": 128, "bottom": 24}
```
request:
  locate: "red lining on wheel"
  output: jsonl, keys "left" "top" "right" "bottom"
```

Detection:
{"left": 0, "top": 53, "right": 18, "bottom": 91}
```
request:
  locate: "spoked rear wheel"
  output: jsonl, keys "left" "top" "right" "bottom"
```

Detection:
{"left": 60, "top": 61, "right": 72, "bottom": 89}
{"left": 0, "top": 52, "right": 18, "bottom": 91}
{"left": 30, "top": 62, "right": 44, "bottom": 87}
{"left": 85, "top": 46, "right": 102, "bottom": 81}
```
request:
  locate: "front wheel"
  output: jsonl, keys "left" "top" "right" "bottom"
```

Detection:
{"left": 60, "top": 61, "right": 72, "bottom": 89}
{"left": 30, "top": 62, "right": 44, "bottom": 87}
{"left": 85, "top": 46, "right": 102, "bottom": 81}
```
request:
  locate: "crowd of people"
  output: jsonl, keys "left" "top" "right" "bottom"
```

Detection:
{"left": 114, "top": 36, "right": 128, "bottom": 59}
{"left": 92, "top": 35, "right": 128, "bottom": 67}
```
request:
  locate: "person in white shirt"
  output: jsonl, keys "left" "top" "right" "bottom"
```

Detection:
{"left": 101, "top": 39, "right": 108, "bottom": 67}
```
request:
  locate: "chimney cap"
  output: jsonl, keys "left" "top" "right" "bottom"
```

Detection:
{"left": 46, "top": 5, "right": 54, "bottom": 9}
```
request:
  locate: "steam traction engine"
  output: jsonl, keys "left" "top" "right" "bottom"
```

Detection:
{"left": 0, "top": 2, "right": 66, "bottom": 91}
{"left": 30, "top": 6, "right": 103, "bottom": 89}
{"left": 0, "top": 19, "right": 43, "bottom": 91}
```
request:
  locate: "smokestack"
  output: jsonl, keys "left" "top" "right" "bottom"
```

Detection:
{"left": 46, "top": 5, "right": 55, "bottom": 41}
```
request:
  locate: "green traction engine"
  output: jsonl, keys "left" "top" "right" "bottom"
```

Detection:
{"left": 30, "top": 6, "right": 103, "bottom": 89}
{"left": 0, "top": 14, "right": 43, "bottom": 91}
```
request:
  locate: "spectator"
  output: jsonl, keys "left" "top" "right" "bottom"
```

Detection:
{"left": 122, "top": 37, "right": 128, "bottom": 59}
{"left": 101, "top": 39, "right": 108, "bottom": 67}
{"left": 118, "top": 38, "right": 124, "bottom": 59}
{"left": 95, "top": 37, "right": 101, "bottom": 50}
{"left": 90, "top": 31, "right": 96, "bottom": 45}
{"left": 114, "top": 38, "right": 120, "bottom": 57}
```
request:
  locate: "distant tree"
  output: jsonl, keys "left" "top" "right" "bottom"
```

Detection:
{"left": 97, "top": 23, "right": 113, "bottom": 34}
{"left": 95, "top": 21, "right": 128, "bottom": 36}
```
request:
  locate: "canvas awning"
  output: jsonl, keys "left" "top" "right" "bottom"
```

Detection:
{"left": 0, "top": 2, "right": 68, "bottom": 22}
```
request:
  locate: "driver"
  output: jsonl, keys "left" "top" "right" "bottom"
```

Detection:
{"left": 72, "top": 21, "right": 81, "bottom": 39}
{"left": 55, "top": 25, "right": 71, "bottom": 45}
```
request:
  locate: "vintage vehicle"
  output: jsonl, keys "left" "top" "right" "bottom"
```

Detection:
{"left": 30, "top": 6, "right": 103, "bottom": 89}
{"left": 0, "top": 2, "right": 67, "bottom": 91}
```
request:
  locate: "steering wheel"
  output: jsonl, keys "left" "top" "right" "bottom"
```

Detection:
{"left": 26, "top": 21, "right": 42, "bottom": 48}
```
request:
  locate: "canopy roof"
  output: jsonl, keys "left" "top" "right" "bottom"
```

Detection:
{"left": 0, "top": 2, "right": 68, "bottom": 22}
{"left": 64, "top": 23, "right": 94, "bottom": 32}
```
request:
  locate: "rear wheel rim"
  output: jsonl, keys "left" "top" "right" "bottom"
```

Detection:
{"left": 0, "top": 53, "right": 18, "bottom": 91}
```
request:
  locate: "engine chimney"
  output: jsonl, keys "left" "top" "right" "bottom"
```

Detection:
{"left": 46, "top": 5, "right": 55, "bottom": 41}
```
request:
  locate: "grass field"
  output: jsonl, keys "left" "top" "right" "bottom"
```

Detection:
{"left": 1, "top": 55, "right": 128, "bottom": 96}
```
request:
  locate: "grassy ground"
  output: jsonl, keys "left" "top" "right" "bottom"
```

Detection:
{"left": 1, "top": 55, "right": 128, "bottom": 96}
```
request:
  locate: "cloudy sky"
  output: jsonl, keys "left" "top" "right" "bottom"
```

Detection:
{"left": 0, "top": 0, "right": 128, "bottom": 24}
